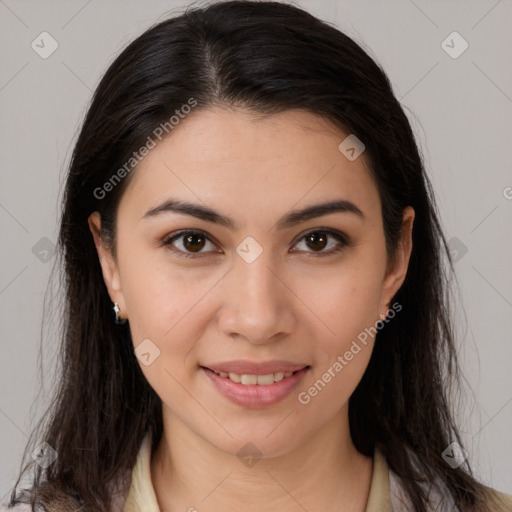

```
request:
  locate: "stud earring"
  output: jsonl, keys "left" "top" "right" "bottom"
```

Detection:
{"left": 113, "top": 302, "right": 127, "bottom": 324}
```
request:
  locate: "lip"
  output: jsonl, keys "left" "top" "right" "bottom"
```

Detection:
{"left": 201, "top": 365, "right": 310, "bottom": 409}
{"left": 204, "top": 359, "right": 308, "bottom": 375}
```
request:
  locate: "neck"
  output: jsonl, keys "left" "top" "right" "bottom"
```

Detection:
{"left": 150, "top": 404, "right": 373, "bottom": 512}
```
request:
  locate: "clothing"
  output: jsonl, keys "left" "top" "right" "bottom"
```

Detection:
{"left": 2, "top": 434, "right": 511, "bottom": 511}
{"left": 123, "top": 434, "right": 394, "bottom": 511}
{"left": 122, "top": 434, "right": 512, "bottom": 511}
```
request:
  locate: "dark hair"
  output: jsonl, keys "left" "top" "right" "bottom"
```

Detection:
{"left": 7, "top": 1, "right": 497, "bottom": 511}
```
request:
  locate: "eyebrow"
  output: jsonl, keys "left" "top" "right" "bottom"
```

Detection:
{"left": 141, "top": 197, "right": 364, "bottom": 230}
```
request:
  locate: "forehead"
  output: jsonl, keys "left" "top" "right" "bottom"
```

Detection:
{"left": 118, "top": 107, "right": 380, "bottom": 226}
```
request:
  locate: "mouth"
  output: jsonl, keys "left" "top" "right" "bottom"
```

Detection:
{"left": 200, "top": 364, "right": 310, "bottom": 408}
{"left": 202, "top": 367, "right": 308, "bottom": 385}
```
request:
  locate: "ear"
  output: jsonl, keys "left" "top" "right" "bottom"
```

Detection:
{"left": 379, "top": 206, "right": 415, "bottom": 317}
{"left": 88, "top": 211, "right": 128, "bottom": 320}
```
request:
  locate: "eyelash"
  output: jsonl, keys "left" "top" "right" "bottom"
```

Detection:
{"left": 161, "top": 228, "right": 349, "bottom": 260}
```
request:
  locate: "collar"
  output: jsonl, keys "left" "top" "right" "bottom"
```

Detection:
{"left": 122, "top": 434, "right": 393, "bottom": 511}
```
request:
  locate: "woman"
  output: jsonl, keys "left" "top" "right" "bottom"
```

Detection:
{"left": 3, "top": 1, "right": 511, "bottom": 511}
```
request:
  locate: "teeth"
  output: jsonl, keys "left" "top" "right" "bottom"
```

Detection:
{"left": 213, "top": 369, "right": 297, "bottom": 385}
{"left": 241, "top": 374, "right": 258, "bottom": 385}
{"left": 257, "top": 374, "right": 274, "bottom": 385}
{"left": 229, "top": 372, "right": 241, "bottom": 383}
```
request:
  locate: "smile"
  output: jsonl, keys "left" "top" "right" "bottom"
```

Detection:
{"left": 201, "top": 365, "right": 310, "bottom": 408}
{"left": 209, "top": 369, "right": 296, "bottom": 385}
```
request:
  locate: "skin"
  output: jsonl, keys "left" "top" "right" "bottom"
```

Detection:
{"left": 89, "top": 107, "right": 414, "bottom": 512}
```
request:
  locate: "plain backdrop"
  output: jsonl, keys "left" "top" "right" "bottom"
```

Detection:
{"left": 1, "top": 0, "right": 511, "bottom": 502}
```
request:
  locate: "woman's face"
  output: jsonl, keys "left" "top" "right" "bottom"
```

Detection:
{"left": 90, "top": 107, "right": 413, "bottom": 457}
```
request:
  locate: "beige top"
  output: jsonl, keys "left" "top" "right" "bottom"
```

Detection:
{"left": 2, "top": 434, "right": 512, "bottom": 511}
{"left": 122, "top": 434, "right": 393, "bottom": 512}
{"left": 122, "top": 433, "right": 512, "bottom": 512}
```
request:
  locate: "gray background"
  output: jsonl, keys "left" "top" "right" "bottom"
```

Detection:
{"left": 1, "top": 0, "right": 511, "bottom": 501}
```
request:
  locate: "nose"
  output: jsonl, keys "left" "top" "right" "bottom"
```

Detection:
{"left": 216, "top": 249, "right": 296, "bottom": 345}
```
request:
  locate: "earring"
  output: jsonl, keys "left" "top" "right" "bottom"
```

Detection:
{"left": 113, "top": 302, "right": 127, "bottom": 324}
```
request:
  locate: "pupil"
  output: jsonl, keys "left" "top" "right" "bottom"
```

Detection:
{"left": 184, "top": 233, "right": 205, "bottom": 252}
{"left": 306, "top": 232, "right": 327, "bottom": 251}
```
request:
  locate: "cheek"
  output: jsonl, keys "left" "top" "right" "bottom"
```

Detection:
{"left": 121, "top": 262, "right": 209, "bottom": 405}
{"left": 294, "top": 259, "right": 384, "bottom": 408}
{"left": 118, "top": 230, "right": 193, "bottom": 329}
{"left": 307, "top": 262, "right": 384, "bottom": 351}
{"left": 300, "top": 247, "right": 389, "bottom": 413}
{"left": 119, "top": 247, "right": 230, "bottom": 395}
{"left": 124, "top": 269, "right": 206, "bottom": 352}
{"left": 296, "top": 278, "right": 382, "bottom": 414}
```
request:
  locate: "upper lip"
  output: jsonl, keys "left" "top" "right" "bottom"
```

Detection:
{"left": 203, "top": 360, "right": 309, "bottom": 375}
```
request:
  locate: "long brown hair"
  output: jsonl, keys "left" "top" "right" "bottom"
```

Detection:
{"left": 7, "top": 1, "right": 497, "bottom": 510}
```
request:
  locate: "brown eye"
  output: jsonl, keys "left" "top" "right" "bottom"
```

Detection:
{"left": 163, "top": 230, "right": 218, "bottom": 259}
{"left": 304, "top": 232, "right": 328, "bottom": 251}
{"left": 182, "top": 232, "right": 206, "bottom": 252}
{"left": 292, "top": 229, "right": 348, "bottom": 257}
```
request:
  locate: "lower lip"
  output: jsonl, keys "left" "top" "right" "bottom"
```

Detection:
{"left": 201, "top": 367, "right": 309, "bottom": 409}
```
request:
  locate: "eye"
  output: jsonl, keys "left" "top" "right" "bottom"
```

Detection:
{"left": 162, "top": 228, "right": 349, "bottom": 259}
{"left": 291, "top": 228, "right": 349, "bottom": 257}
{"left": 162, "top": 230, "right": 219, "bottom": 259}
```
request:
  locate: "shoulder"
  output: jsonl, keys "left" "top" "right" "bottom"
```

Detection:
{"left": 0, "top": 467, "right": 132, "bottom": 512}
{"left": 0, "top": 486, "right": 79, "bottom": 512}
{"left": 389, "top": 466, "right": 512, "bottom": 512}
{"left": 0, "top": 504, "right": 44, "bottom": 512}
{"left": 0, "top": 492, "right": 48, "bottom": 512}
{"left": 481, "top": 485, "right": 512, "bottom": 510}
